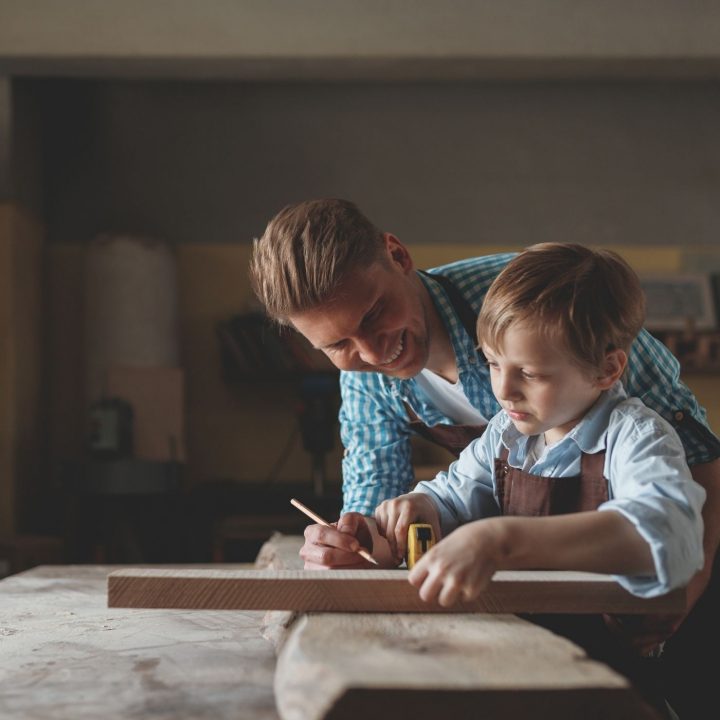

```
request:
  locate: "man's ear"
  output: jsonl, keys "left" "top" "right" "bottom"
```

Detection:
{"left": 596, "top": 348, "right": 627, "bottom": 389}
{"left": 383, "top": 233, "right": 414, "bottom": 274}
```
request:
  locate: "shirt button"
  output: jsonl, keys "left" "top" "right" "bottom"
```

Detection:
{"left": 674, "top": 411, "right": 685, "bottom": 422}
{"left": 468, "top": 355, "right": 476, "bottom": 364}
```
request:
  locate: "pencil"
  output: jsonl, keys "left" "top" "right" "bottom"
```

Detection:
{"left": 290, "top": 498, "right": 379, "bottom": 566}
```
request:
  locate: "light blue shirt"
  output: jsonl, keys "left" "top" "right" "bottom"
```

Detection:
{"left": 413, "top": 382, "right": 706, "bottom": 598}
{"left": 340, "top": 255, "right": 716, "bottom": 517}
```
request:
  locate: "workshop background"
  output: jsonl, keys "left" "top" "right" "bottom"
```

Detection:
{"left": 1, "top": 1, "right": 720, "bottom": 571}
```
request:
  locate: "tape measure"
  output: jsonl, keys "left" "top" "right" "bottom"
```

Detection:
{"left": 406, "top": 523, "right": 436, "bottom": 569}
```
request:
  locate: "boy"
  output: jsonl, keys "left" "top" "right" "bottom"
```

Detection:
{"left": 375, "top": 243, "right": 706, "bottom": 715}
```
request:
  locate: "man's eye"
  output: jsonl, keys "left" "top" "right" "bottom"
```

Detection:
{"left": 362, "top": 307, "right": 381, "bottom": 327}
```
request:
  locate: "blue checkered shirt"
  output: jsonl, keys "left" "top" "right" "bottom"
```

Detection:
{"left": 340, "top": 254, "right": 717, "bottom": 516}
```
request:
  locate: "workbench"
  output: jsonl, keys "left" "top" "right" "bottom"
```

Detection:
{"left": 0, "top": 538, "right": 667, "bottom": 720}
{"left": 0, "top": 564, "right": 279, "bottom": 719}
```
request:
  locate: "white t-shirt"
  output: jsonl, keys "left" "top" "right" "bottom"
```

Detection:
{"left": 415, "top": 369, "right": 488, "bottom": 425}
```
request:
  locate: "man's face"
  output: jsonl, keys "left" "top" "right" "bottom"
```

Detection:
{"left": 483, "top": 323, "right": 605, "bottom": 444}
{"left": 289, "top": 241, "right": 431, "bottom": 379}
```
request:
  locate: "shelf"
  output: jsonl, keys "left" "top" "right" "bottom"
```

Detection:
{"left": 654, "top": 331, "right": 720, "bottom": 374}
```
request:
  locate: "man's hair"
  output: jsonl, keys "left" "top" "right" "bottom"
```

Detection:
{"left": 477, "top": 243, "right": 646, "bottom": 373}
{"left": 249, "top": 199, "right": 385, "bottom": 323}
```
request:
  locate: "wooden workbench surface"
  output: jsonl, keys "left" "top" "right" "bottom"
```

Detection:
{"left": 0, "top": 564, "right": 279, "bottom": 720}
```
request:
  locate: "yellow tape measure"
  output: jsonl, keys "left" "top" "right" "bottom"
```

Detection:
{"left": 406, "top": 523, "right": 436, "bottom": 569}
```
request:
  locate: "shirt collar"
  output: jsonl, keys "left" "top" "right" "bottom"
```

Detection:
{"left": 500, "top": 381, "right": 628, "bottom": 455}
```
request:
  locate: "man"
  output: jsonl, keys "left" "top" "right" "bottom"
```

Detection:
{"left": 249, "top": 199, "right": 719, "bottom": 684}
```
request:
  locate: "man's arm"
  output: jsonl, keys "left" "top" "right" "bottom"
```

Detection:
{"left": 338, "top": 370, "right": 416, "bottom": 515}
{"left": 299, "top": 370, "right": 414, "bottom": 568}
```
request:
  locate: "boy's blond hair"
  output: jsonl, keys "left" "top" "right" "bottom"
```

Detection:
{"left": 477, "top": 243, "right": 646, "bottom": 373}
{"left": 249, "top": 199, "right": 385, "bottom": 324}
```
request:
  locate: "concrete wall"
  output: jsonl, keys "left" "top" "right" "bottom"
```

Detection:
{"left": 36, "top": 78, "right": 720, "bottom": 256}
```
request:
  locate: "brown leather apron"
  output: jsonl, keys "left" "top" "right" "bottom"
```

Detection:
{"left": 494, "top": 446, "right": 674, "bottom": 716}
{"left": 495, "top": 446, "right": 609, "bottom": 515}
{"left": 405, "top": 403, "right": 486, "bottom": 458}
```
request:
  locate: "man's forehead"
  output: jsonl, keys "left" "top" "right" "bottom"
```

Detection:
{"left": 290, "top": 262, "right": 391, "bottom": 343}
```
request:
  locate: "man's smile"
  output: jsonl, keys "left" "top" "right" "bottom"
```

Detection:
{"left": 378, "top": 331, "right": 406, "bottom": 367}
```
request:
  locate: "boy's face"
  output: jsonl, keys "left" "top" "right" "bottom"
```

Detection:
{"left": 482, "top": 323, "right": 606, "bottom": 445}
{"left": 289, "top": 236, "right": 432, "bottom": 379}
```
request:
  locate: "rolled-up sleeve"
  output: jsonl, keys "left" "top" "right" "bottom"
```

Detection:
{"left": 600, "top": 404, "right": 706, "bottom": 597}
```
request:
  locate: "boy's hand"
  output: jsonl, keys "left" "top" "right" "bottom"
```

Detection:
{"left": 299, "top": 512, "right": 375, "bottom": 569}
{"left": 374, "top": 493, "right": 441, "bottom": 565}
{"left": 408, "top": 518, "right": 505, "bottom": 607}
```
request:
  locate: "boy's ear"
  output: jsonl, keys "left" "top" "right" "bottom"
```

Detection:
{"left": 596, "top": 348, "right": 627, "bottom": 389}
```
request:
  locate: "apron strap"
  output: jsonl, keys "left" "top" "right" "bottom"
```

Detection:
{"left": 419, "top": 270, "right": 480, "bottom": 350}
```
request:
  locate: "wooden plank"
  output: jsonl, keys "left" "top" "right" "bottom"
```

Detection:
{"left": 0, "top": 565, "right": 280, "bottom": 719}
{"left": 257, "top": 536, "right": 661, "bottom": 720}
{"left": 107, "top": 567, "right": 684, "bottom": 614}
{"left": 255, "top": 532, "right": 305, "bottom": 570}
{"left": 274, "top": 613, "right": 659, "bottom": 720}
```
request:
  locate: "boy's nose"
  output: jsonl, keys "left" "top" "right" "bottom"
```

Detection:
{"left": 497, "top": 375, "right": 521, "bottom": 400}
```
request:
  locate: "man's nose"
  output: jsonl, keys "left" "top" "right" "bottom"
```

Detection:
{"left": 356, "top": 335, "right": 385, "bottom": 365}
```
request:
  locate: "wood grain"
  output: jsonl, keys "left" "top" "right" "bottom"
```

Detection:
{"left": 108, "top": 566, "right": 684, "bottom": 614}
{"left": 0, "top": 565, "right": 279, "bottom": 720}
{"left": 274, "top": 613, "right": 659, "bottom": 720}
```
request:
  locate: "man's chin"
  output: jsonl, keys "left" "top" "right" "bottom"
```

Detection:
{"left": 376, "top": 360, "right": 425, "bottom": 379}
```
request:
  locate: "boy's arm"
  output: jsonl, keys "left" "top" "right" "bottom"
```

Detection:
{"left": 412, "top": 416, "right": 503, "bottom": 535}
{"left": 613, "top": 460, "right": 720, "bottom": 655}
{"left": 623, "top": 331, "right": 720, "bottom": 599}
{"left": 408, "top": 511, "right": 653, "bottom": 607}
{"left": 497, "top": 512, "right": 655, "bottom": 574}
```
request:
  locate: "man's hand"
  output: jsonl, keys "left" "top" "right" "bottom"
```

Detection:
{"left": 298, "top": 512, "right": 375, "bottom": 569}
{"left": 408, "top": 518, "right": 506, "bottom": 607}
{"left": 375, "top": 493, "right": 441, "bottom": 566}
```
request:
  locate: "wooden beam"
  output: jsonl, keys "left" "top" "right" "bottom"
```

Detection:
{"left": 107, "top": 567, "right": 684, "bottom": 614}
{"left": 254, "top": 535, "right": 662, "bottom": 719}
{"left": 274, "top": 613, "right": 659, "bottom": 720}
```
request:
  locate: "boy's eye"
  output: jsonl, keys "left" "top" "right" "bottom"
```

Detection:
{"left": 521, "top": 371, "right": 539, "bottom": 380}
